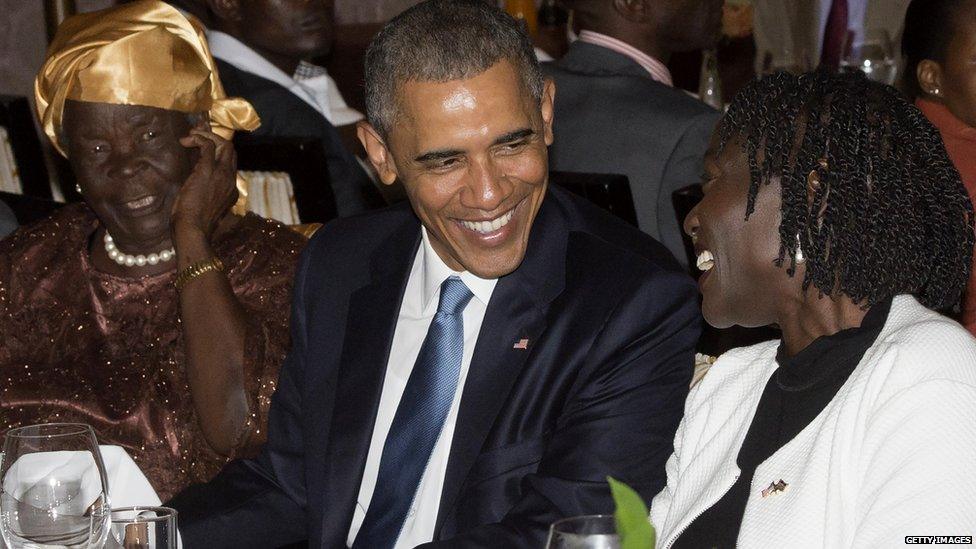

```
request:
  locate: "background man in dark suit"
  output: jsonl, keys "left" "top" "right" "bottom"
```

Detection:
{"left": 170, "top": 1, "right": 700, "bottom": 547}
{"left": 204, "top": 0, "right": 383, "bottom": 216}
{"left": 543, "top": 0, "right": 724, "bottom": 267}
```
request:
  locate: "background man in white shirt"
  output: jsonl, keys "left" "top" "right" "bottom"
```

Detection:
{"left": 170, "top": 2, "right": 700, "bottom": 547}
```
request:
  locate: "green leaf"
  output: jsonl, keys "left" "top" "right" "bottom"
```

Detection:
{"left": 608, "top": 476, "right": 656, "bottom": 549}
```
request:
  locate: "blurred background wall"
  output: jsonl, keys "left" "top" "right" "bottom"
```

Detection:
{"left": 0, "top": 0, "right": 533, "bottom": 97}
{"left": 0, "top": 1, "right": 50, "bottom": 98}
{"left": 334, "top": 0, "right": 422, "bottom": 24}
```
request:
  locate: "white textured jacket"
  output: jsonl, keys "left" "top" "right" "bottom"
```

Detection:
{"left": 651, "top": 295, "right": 976, "bottom": 548}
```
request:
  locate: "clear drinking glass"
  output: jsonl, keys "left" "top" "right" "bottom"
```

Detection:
{"left": 0, "top": 423, "right": 110, "bottom": 549}
{"left": 546, "top": 515, "right": 621, "bottom": 549}
{"left": 106, "top": 507, "right": 177, "bottom": 549}
{"left": 839, "top": 28, "right": 898, "bottom": 85}
{"left": 698, "top": 49, "right": 724, "bottom": 110}
{"left": 760, "top": 45, "right": 813, "bottom": 74}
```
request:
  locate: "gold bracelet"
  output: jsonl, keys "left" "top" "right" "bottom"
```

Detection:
{"left": 174, "top": 256, "right": 225, "bottom": 291}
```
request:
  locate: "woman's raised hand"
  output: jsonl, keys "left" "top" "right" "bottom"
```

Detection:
{"left": 172, "top": 118, "right": 239, "bottom": 239}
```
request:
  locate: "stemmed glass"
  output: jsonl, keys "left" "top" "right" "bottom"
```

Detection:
{"left": 760, "top": 46, "right": 813, "bottom": 75}
{"left": 0, "top": 423, "right": 110, "bottom": 549}
{"left": 106, "top": 507, "right": 177, "bottom": 549}
{"left": 546, "top": 515, "right": 621, "bottom": 549}
{"left": 839, "top": 28, "right": 898, "bottom": 85}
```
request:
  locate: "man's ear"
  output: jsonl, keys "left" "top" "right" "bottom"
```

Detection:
{"left": 916, "top": 59, "right": 944, "bottom": 98}
{"left": 206, "top": 0, "right": 242, "bottom": 23}
{"left": 357, "top": 122, "right": 399, "bottom": 186}
{"left": 541, "top": 78, "right": 556, "bottom": 146}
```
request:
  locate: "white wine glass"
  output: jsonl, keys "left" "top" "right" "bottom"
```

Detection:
{"left": 546, "top": 514, "right": 621, "bottom": 549}
{"left": 839, "top": 28, "right": 898, "bottom": 85}
{"left": 106, "top": 507, "right": 177, "bottom": 549}
{"left": 0, "top": 423, "right": 110, "bottom": 549}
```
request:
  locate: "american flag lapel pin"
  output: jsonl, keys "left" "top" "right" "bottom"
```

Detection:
{"left": 513, "top": 338, "right": 529, "bottom": 350}
{"left": 761, "top": 479, "right": 789, "bottom": 498}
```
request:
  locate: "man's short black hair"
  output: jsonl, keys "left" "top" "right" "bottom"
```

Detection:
{"left": 363, "top": 0, "right": 544, "bottom": 138}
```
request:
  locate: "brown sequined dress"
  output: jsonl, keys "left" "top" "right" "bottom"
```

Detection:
{"left": 0, "top": 203, "right": 305, "bottom": 501}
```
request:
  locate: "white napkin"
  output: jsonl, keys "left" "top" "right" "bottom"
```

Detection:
{"left": 2, "top": 450, "right": 104, "bottom": 512}
{"left": 1, "top": 445, "right": 158, "bottom": 507}
{"left": 99, "top": 445, "right": 161, "bottom": 508}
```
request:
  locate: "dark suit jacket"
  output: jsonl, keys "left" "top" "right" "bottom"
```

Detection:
{"left": 215, "top": 59, "right": 383, "bottom": 217}
{"left": 542, "top": 41, "right": 722, "bottom": 267}
{"left": 170, "top": 185, "right": 701, "bottom": 548}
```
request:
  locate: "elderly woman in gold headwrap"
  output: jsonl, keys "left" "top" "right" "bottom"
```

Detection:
{"left": 0, "top": 1, "right": 306, "bottom": 501}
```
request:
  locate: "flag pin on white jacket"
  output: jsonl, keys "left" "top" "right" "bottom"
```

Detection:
{"left": 761, "top": 479, "right": 789, "bottom": 498}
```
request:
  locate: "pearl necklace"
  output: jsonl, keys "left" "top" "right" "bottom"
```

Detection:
{"left": 103, "top": 233, "right": 175, "bottom": 267}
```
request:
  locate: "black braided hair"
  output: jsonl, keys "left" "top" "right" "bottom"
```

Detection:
{"left": 718, "top": 69, "right": 974, "bottom": 311}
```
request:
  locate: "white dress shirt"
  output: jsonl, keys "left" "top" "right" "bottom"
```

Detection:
{"left": 346, "top": 228, "right": 497, "bottom": 548}
{"left": 205, "top": 30, "right": 365, "bottom": 126}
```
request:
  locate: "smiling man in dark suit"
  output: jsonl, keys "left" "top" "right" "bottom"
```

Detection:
{"left": 170, "top": 1, "right": 700, "bottom": 547}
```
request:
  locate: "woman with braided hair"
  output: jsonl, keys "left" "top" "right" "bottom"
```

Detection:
{"left": 650, "top": 70, "right": 976, "bottom": 548}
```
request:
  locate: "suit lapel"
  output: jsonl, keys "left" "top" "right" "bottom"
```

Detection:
{"left": 318, "top": 214, "right": 421, "bottom": 546}
{"left": 435, "top": 192, "right": 567, "bottom": 534}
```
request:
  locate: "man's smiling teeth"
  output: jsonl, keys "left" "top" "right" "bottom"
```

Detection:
{"left": 125, "top": 196, "right": 155, "bottom": 210}
{"left": 696, "top": 250, "right": 715, "bottom": 272}
{"left": 460, "top": 209, "right": 515, "bottom": 234}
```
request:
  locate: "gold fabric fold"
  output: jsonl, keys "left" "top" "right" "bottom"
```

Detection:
{"left": 35, "top": 0, "right": 260, "bottom": 155}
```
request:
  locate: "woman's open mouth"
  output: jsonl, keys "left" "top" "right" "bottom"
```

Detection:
{"left": 117, "top": 194, "right": 165, "bottom": 217}
{"left": 696, "top": 250, "right": 715, "bottom": 272}
{"left": 696, "top": 249, "right": 716, "bottom": 289}
{"left": 124, "top": 195, "right": 155, "bottom": 210}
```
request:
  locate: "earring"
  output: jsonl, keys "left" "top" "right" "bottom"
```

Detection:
{"left": 75, "top": 183, "right": 82, "bottom": 194}
{"left": 932, "top": 88, "right": 941, "bottom": 96}
{"left": 795, "top": 234, "right": 806, "bottom": 264}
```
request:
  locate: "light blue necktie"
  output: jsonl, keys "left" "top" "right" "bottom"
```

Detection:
{"left": 352, "top": 276, "right": 474, "bottom": 548}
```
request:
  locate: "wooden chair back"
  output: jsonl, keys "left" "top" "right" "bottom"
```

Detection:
{"left": 550, "top": 170, "right": 638, "bottom": 227}
{"left": 233, "top": 136, "right": 338, "bottom": 225}
{"left": 0, "top": 190, "right": 63, "bottom": 226}
{"left": 0, "top": 95, "right": 52, "bottom": 199}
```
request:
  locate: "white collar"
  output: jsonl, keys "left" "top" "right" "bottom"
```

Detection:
{"left": 420, "top": 227, "right": 497, "bottom": 313}
{"left": 206, "top": 30, "right": 364, "bottom": 126}
{"left": 206, "top": 30, "right": 298, "bottom": 92}
{"left": 577, "top": 30, "right": 673, "bottom": 86}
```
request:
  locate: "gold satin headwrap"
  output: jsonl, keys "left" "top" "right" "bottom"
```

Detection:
{"left": 34, "top": 0, "right": 260, "bottom": 156}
